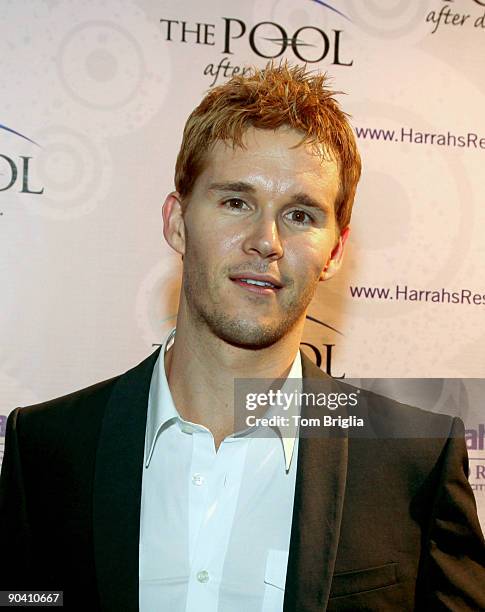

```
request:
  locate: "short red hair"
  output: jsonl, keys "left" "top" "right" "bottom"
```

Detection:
{"left": 175, "top": 63, "right": 361, "bottom": 229}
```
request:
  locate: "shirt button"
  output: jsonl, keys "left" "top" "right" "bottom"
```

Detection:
{"left": 192, "top": 473, "right": 205, "bottom": 486}
{"left": 196, "top": 570, "right": 210, "bottom": 583}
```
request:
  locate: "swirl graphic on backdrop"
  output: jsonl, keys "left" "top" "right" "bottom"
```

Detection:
{"left": 57, "top": 21, "right": 145, "bottom": 111}
{"left": 22, "top": 126, "right": 113, "bottom": 220}
{"left": 346, "top": 0, "right": 433, "bottom": 41}
{"left": 311, "top": 1, "right": 351, "bottom": 21}
{"left": 0, "top": 123, "right": 40, "bottom": 147}
{"left": 135, "top": 259, "right": 182, "bottom": 347}
{"left": 253, "top": 0, "right": 303, "bottom": 34}
{"left": 249, "top": 0, "right": 354, "bottom": 68}
{"left": 255, "top": 0, "right": 349, "bottom": 29}
{"left": 353, "top": 171, "right": 412, "bottom": 251}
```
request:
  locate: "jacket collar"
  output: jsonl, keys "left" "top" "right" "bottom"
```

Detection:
{"left": 283, "top": 354, "right": 349, "bottom": 611}
{"left": 93, "top": 347, "right": 161, "bottom": 612}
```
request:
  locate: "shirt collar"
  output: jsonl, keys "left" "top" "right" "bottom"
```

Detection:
{"left": 231, "top": 348, "right": 302, "bottom": 471}
{"left": 145, "top": 328, "right": 178, "bottom": 467}
{"left": 145, "top": 327, "right": 302, "bottom": 471}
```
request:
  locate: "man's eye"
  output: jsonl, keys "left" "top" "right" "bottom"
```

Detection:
{"left": 223, "top": 198, "right": 248, "bottom": 211}
{"left": 286, "top": 209, "right": 313, "bottom": 225}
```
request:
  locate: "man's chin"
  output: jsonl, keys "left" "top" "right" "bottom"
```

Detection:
{"left": 206, "top": 316, "right": 296, "bottom": 350}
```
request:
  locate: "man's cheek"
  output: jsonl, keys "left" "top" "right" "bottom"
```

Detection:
{"left": 286, "top": 246, "right": 325, "bottom": 279}
{"left": 220, "top": 228, "right": 246, "bottom": 251}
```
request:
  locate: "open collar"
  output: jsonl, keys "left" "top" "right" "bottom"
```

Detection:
{"left": 144, "top": 327, "right": 302, "bottom": 471}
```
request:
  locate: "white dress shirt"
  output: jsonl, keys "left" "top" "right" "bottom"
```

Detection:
{"left": 139, "top": 328, "right": 302, "bottom": 612}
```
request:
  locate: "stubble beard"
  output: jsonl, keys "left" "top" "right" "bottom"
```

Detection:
{"left": 183, "top": 266, "right": 319, "bottom": 349}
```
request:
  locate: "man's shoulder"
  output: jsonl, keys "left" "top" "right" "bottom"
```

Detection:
{"left": 11, "top": 347, "right": 162, "bottom": 432}
{"left": 19, "top": 375, "right": 120, "bottom": 419}
{"left": 301, "top": 354, "right": 455, "bottom": 432}
{"left": 334, "top": 378, "right": 464, "bottom": 479}
{"left": 5, "top": 375, "right": 120, "bottom": 453}
{"left": 357, "top": 386, "right": 456, "bottom": 438}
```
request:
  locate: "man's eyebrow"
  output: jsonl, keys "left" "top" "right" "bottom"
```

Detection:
{"left": 208, "top": 181, "right": 257, "bottom": 194}
{"left": 288, "top": 193, "right": 330, "bottom": 214}
{"left": 208, "top": 183, "right": 330, "bottom": 214}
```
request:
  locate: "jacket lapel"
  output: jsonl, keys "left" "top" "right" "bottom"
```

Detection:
{"left": 284, "top": 354, "right": 349, "bottom": 611}
{"left": 93, "top": 347, "right": 161, "bottom": 612}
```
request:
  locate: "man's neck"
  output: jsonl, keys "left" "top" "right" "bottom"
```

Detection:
{"left": 164, "top": 309, "right": 303, "bottom": 449}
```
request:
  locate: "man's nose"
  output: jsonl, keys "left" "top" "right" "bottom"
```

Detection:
{"left": 242, "top": 215, "right": 284, "bottom": 260}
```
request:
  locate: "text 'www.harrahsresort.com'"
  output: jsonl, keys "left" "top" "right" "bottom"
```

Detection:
{"left": 354, "top": 126, "right": 485, "bottom": 149}
{"left": 350, "top": 285, "right": 485, "bottom": 305}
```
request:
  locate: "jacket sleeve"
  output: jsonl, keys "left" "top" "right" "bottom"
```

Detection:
{"left": 419, "top": 416, "right": 485, "bottom": 610}
{"left": 0, "top": 408, "right": 33, "bottom": 589}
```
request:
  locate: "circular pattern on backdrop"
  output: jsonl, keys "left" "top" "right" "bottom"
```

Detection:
{"left": 322, "top": 97, "right": 474, "bottom": 322}
{"left": 47, "top": 0, "right": 172, "bottom": 137}
{"left": 22, "top": 126, "right": 113, "bottom": 220}
{"left": 57, "top": 21, "right": 145, "bottom": 111}
{"left": 253, "top": 0, "right": 433, "bottom": 46}
{"left": 345, "top": 0, "right": 434, "bottom": 40}
{"left": 352, "top": 171, "right": 411, "bottom": 251}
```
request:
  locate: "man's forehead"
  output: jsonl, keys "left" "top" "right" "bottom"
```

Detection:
{"left": 198, "top": 129, "right": 339, "bottom": 192}
{"left": 208, "top": 126, "right": 322, "bottom": 159}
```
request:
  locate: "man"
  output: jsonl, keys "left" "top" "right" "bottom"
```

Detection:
{"left": 1, "top": 64, "right": 484, "bottom": 611}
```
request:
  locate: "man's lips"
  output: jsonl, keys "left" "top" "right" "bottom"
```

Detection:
{"left": 229, "top": 274, "right": 283, "bottom": 295}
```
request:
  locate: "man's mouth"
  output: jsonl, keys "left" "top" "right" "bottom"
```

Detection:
{"left": 230, "top": 275, "right": 282, "bottom": 295}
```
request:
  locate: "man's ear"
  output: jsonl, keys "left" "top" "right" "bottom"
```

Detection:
{"left": 162, "top": 191, "right": 186, "bottom": 256}
{"left": 320, "top": 226, "right": 350, "bottom": 281}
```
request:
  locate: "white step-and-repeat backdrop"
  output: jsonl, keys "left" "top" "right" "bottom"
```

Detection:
{"left": 1, "top": 1, "right": 484, "bottom": 522}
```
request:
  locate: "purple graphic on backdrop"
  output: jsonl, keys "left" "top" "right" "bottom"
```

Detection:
{"left": 0, "top": 124, "right": 40, "bottom": 148}
{"left": 311, "top": 0, "right": 351, "bottom": 22}
{"left": 0, "top": 124, "right": 44, "bottom": 197}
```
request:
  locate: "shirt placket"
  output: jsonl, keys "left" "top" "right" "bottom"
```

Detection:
{"left": 185, "top": 431, "right": 248, "bottom": 612}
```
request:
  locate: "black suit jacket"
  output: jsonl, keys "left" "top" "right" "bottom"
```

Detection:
{"left": 1, "top": 349, "right": 484, "bottom": 611}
